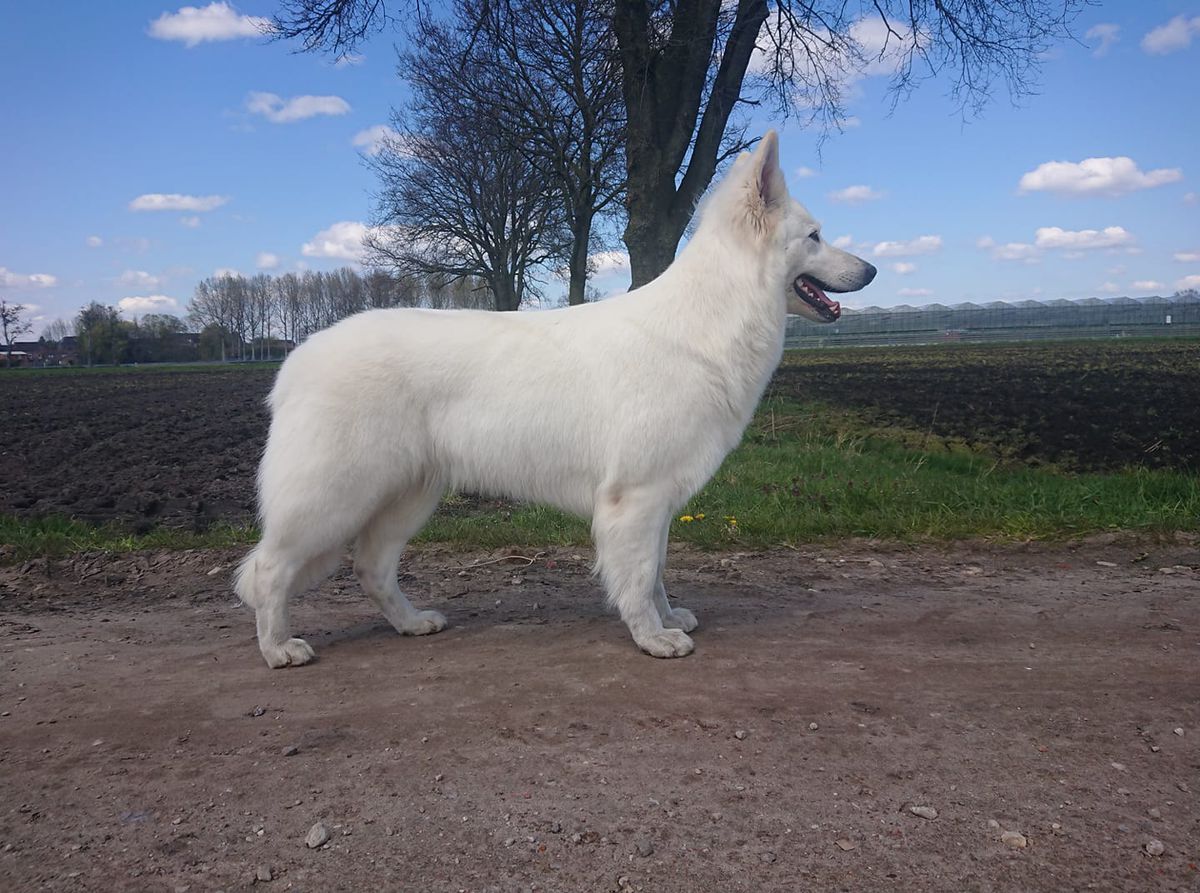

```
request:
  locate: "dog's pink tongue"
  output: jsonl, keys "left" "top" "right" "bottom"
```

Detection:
{"left": 808, "top": 280, "right": 841, "bottom": 319}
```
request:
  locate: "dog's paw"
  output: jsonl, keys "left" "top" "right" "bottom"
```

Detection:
{"left": 401, "top": 610, "right": 447, "bottom": 636}
{"left": 261, "top": 637, "right": 316, "bottom": 669}
{"left": 635, "top": 629, "right": 694, "bottom": 658}
{"left": 663, "top": 607, "right": 699, "bottom": 632}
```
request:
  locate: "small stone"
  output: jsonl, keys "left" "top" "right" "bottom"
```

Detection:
{"left": 1117, "top": 787, "right": 1132, "bottom": 796}
{"left": 1000, "top": 830, "right": 1027, "bottom": 849}
{"left": 1150, "top": 745, "right": 1161, "bottom": 753}
{"left": 1145, "top": 839, "right": 1165, "bottom": 857}
{"left": 305, "top": 822, "right": 330, "bottom": 849}
{"left": 909, "top": 806, "right": 938, "bottom": 820}
{"left": 1173, "top": 727, "right": 1184, "bottom": 736}
{"left": 835, "top": 838, "right": 856, "bottom": 851}
{"left": 759, "top": 851, "right": 776, "bottom": 863}
{"left": 987, "top": 819, "right": 1001, "bottom": 831}
{"left": 435, "top": 773, "right": 444, "bottom": 782}
{"left": 1095, "top": 560, "right": 1117, "bottom": 567}
{"left": 1148, "top": 808, "right": 1162, "bottom": 820}
{"left": 549, "top": 821, "right": 562, "bottom": 833}
{"left": 733, "top": 729, "right": 748, "bottom": 740}
{"left": 1111, "top": 762, "right": 1126, "bottom": 771}
{"left": 282, "top": 745, "right": 299, "bottom": 757}
{"left": 1177, "top": 781, "right": 1190, "bottom": 793}
{"left": 808, "top": 722, "right": 819, "bottom": 731}
{"left": 1051, "top": 823, "right": 1062, "bottom": 832}
{"left": 255, "top": 864, "right": 272, "bottom": 882}
{"left": 634, "top": 836, "right": 654, "bottom": 857}
{"left": 251, "top": 706, "right": 265, "bottom": 717}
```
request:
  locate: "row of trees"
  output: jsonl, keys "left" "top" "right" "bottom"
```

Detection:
{"left": 186, "top": 268, "right": 493, "bottom": 360}
{"left": 275, "top": 0, "right": 1084, "bottom": 303}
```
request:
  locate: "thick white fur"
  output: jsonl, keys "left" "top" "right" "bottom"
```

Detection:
{"left": 235, "top": 131, "right": 875, "bottom": 668}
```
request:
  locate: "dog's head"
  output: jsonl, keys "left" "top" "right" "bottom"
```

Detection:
{"left": 724, "top": 131, "right": 876, "bottom": 323}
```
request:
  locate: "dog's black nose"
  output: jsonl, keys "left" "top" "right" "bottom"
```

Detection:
{"left": 862, "top": 262, "right": 877, "bottom": 286}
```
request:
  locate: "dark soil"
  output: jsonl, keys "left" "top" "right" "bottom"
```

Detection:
{"left": 1, "top": 539, "right": 1197, "bottom": 891}
{"left": 0, "top": 367, "right": 274, "bottom": 530}
{"left": 771, "top": 340, "right": 1200, "bottom": 472}
{"left": 2, "top": 341, "right": 1197, "bottom": 533}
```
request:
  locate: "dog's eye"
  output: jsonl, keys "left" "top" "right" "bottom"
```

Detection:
{"left": 808, "top": 231, "right": 820, "bottom": 242}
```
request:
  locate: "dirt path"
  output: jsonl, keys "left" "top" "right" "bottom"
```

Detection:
{"left": 1, "top": 540, "right": 1197, "bottom": 892}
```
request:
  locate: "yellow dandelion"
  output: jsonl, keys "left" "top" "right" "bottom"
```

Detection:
{"left": 678, "top": 514, "right": 694, "bottom": 523}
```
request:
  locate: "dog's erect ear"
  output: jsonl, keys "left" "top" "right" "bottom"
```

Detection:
{"left": 746, "top": 130, "right": 787, "bottom": 227}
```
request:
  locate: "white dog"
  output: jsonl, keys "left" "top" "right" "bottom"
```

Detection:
{"left": 236, "top": 131, "right": 875, "bottom": 668}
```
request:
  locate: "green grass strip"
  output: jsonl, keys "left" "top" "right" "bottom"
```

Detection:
{"left": 2, "top": 400, "right": 1196, "bottom": 561}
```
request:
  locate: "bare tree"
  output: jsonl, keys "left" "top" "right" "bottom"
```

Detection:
{"left": 41, "top": 317, "right": 71, "bottom": 344}
{"left": 467, "top": 0, "right": 626, "bottom": 305}
{"left": 272, "top": 0, "right": 1084, "bottom": 286}
{"left": 1, "top": 299, "right": 34, "bottom": 367}
{"left": 365, "top": 20, "right": 569, "bottom": 311}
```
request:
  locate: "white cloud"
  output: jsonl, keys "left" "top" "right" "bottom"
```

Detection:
{"left": 129, "top": 193, "right": 228, "bottom": 212}
{"left": 1085, "top": 23, "right": 1120, "bottom": 56}
{"left": 828, "top": 184, "right": 885, "bottom": 204}
{"left": 180, "top": 215, "right": 202, "bottom": 228}
{"left": 1186, "top": 192, "right": 1199, "bottom": 206}
{"left": 301, "top": 221, "right": 372, "bottom": 262}
{"left": 891, "top": 262, "right": 916, "bottom": 275}
{"left": 1141, "top": 15, "right": 1200, "bottom": 55}
{"left": 1177, "top": 274, "right": 1200, "bottom": 291}
{"left": 117, "top": 295, "right": 179, "bottom": 317}
{"left": 588, "top": 250, "right": 631, "bottom": 276}
{"left": 831, "top": 235, "right": 854, "bottom": 250}
{"left": 1099, "top": 281, "right": 1120, "bottom": 294}
{"left": 0, "top": 266, "right": 57, "bottom": 288}
{"left": 1132, "top": 280, "right": 1164, "bottom": 291}
{"left": 794, "top": 166, "right": 817, "bottom": 179}
{"left": 116, "top": 270, "right": 163, "bottom": 289}
{"left": 352, "top": 125, "right": 404, "bottom": 157}
{"left": 246, "top": 92, "right": 351, "bottom": 124}
{"left": 85, "top": 235, "right": 103, "bottom": 248}
{"left": 897, "top": 287, "right": 932, "bottom": 298}
{"left": 872, "top": 235, "right": 942, "bottom": 257}
{"left": 214, "top": 267, "right": 241, "bottom": 278}
{"left": 1018, "top": 157, "right": 1182, "bottom": 197}
{"left": 1034, "top": 226, "right": 1134, "bottom": 251}
{"left": 977, "top": 235, "right": 1040, "bottom": 263}
{"left": 1174, "top": 251, "right": 1200, "bottom": 263}
{"left": 148, "top": 2, "right": 270, "bottom": 47}
{"left": 256, "top": 252, "right": 280, "bottom": 270}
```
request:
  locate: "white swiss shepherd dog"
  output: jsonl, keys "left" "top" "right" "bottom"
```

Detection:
{"left": 236, "top": 131, "right": 876, "bottom": 668}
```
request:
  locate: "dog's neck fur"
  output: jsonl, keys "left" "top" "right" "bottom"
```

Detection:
{"left": 642, "top": 211, "right": 789, "bottom": 433}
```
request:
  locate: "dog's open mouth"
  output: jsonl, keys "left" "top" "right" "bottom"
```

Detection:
{"left": 792, "top": 276, "right": 841, "bottom": 322}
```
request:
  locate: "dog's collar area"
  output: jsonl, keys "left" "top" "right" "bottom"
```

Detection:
{"left": 793, "top": 276, "right": 841, "bottom": 321}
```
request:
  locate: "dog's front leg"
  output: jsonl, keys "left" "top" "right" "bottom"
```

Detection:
{"left": 593, "top": 491, "right": 694, "bottom": 658}
{"left": 650, "top": 518, "right": 699, "bottom": 632}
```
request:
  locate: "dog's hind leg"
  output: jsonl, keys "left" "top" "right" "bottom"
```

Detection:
{"left": 593, "top": 488, "right": 694, "bottom": 658}
{"left": 651, "top": 520, "right": 699, "bottom": 632}
{"left": 237, "top": 543, "right": 340, "bottom": 668}
{"left": 354, "top": 484, "right": 447, "bottom": 637}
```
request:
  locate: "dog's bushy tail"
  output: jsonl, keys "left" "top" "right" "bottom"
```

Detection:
{"left": 234, "top": 547, "right": 262, "bottom": 608}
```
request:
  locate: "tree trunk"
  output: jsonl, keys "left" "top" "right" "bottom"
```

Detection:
{"left": 615, "top": 0, "right": 768, "bottom": 287}
{"left": 492, "top": 276, "right": 521, "bottom": 312}
{"left": 623, "top": 207, "right": 687, "bottom": 289}
{"left": 566, "top": 210, "right": 594, "bottom": 305}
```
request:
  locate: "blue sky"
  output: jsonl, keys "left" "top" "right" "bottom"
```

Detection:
{"left": 2, "top": 2, "right": 1199, "bottom": 332}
